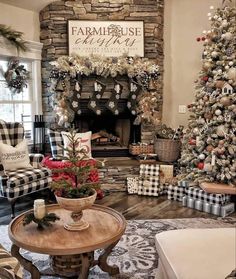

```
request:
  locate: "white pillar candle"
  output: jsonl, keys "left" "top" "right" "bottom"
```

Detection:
{"left": 34, "top": 199, "right": 46, "bottom": 220}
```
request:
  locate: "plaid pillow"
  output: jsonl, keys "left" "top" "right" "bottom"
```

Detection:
{"left": 0, "top": 121, "right": 24, "bottom": 146}
{"left": 47, "top": 129, "right": 63, "bottom": 159}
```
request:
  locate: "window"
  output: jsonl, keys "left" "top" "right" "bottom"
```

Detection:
{"left": 0, "top": 58, "right": 35, "bottom": 140}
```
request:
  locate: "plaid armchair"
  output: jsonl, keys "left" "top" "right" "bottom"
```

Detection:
{"left": 0, "top": 121, "right": 52, "bottom": 218}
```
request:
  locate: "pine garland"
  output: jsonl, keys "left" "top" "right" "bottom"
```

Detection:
{"left": 0, "top": 24, "right": 28, "bottom": 52}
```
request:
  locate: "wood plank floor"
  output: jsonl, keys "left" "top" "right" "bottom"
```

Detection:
{"left": 1, "top": 189, "right": 235, "bottom": 225}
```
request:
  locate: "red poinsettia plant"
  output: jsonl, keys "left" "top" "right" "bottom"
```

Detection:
{"left": 50, "top": 130, "right": 101, "bottom": 199}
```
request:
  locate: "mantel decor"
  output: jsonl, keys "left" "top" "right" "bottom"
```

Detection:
{"left": 68, "top": 20, "right": 144, "bottom": 57}
{"left": 50, "top": 54, "right": 160, "bottom": 126}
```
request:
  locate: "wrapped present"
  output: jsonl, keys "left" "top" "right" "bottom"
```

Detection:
{"left": 221, "top": 203, "right": 235, "bottom": 217}
{"left": 160, "top": 164, "right": 174, "bottom": 185}
{"left": 129, "top": 143, "right": 154, "bottom": 155}
{"left": 127, "top": 176, "right": 139, "bottom": 194}
{"left": 140, "top": 164, "right": 159, "bottom": 177}
{"left": 138, "top": 176, "right": 164, "bottom": 196}
{"left": 167, "top": 185, "right": 186, "bottom": 202}
{"left": 138, "top": 164, "right": 163, "bottom": 196}
{"left": 186, "top": 187, "right": 231, "bottom": 205}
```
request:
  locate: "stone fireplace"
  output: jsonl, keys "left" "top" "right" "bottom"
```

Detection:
{"left": 40, "top": 0, "right": 164, "bottom": 157}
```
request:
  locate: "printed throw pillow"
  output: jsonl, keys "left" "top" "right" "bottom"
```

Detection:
{"left": 61, "top": 131, "right": 92, "bottom": 159}
{"left": 47, "top": 129, "right": 64, "bottom": 159}
{"left": 0, "top": 139, "right": 32, "bottom": 170}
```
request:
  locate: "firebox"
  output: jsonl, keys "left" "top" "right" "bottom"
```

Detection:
{"left": 73, "top": 100, "right": 141, "bottom": 157}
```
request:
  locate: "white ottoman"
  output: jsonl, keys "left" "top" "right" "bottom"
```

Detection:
{"left": 155, "top": 228, "right": 236, "bottom": 279}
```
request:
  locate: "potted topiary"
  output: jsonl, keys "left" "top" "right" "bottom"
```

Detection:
{"left": 50, "top": 130, "right": 100, "bottom": 231}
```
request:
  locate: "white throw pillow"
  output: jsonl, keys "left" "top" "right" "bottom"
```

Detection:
{"left": 61, "top": 131, "right": 92, "bottom": 159}
{"left": 0, "top": 139, "right": 32, "bottom": 170}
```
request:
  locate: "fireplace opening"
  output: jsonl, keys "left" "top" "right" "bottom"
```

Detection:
{"left": 74, "top": 115, "right": 141, "bottom": 157}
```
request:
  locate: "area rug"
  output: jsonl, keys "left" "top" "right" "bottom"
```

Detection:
{"left": 0, "top": 218, "right": 235, "bottom": 279}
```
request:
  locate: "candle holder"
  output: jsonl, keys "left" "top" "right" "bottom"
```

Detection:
{"left": 23, "top": 212, "right": 60, "bottom": 230}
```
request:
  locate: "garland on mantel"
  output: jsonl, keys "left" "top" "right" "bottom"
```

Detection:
{"left": 50, "top": 54, "right": 159, "bottom": 90}
{"left": 50, "top": 54, "right": 160, "bottom": 126}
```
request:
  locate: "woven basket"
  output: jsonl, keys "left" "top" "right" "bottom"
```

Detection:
{"left": 50, "top": 252, "right": 94, "bottom": 277}
{"left": 155, "top": 138, "right": 181, "bottom": 163}
{"left": 129, "top": 144, "right": 154, "bottom": 155}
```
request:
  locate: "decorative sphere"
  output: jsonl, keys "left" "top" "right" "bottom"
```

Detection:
{"left": 197, "top": 162, "right": 204, "bottom": 170}
{"left": 215, "top": 80, "right": 225, "bottom": 88}
{"left": 193, "top": 128, "right": 199, "bottom": 135}
{"left": 215, "top": 109, "right": 222, "bottom": 116}
{"left": 189, "top": 139, "right": 196, "bottom": 145}
{"left": 63, "top": 115, "right": 68, "bottom": 122}
{"left": 199, "top": 153, "right": 206, "bottom": 160}
{"left": 225, "top": 65, "right": 230, "bottom": 70}
{"left": 229, "top": 61, "right": 233, "bottom": 66}
{"left": 203, "top": 62, "right": 212, "bottom": 70}
{"left": 224, "top": 32, "right": 233, "bottom": 40}
{"left": 211, "top": 51, "right": 218, "bottom": 58}
{"left": 206, "top": 145, "right": 214, "bottom": 152}
{"left": 227, "top": 68, "right": 236, "bottom": 81}
{"left": 217, "top": 69, "right": 222, "bottom": 74}
{"left": 220, "top": 96, "right": 231, "bottom": 106}
{"left": 218, "top": 140, "right": 225, "bottom": 146}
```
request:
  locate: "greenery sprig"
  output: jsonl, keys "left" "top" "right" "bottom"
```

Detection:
{"left": 23, "top": 212, "right": 60, "bottom": 230}
{"left": 0, "top": 24, "right": 28, "bottom": 52}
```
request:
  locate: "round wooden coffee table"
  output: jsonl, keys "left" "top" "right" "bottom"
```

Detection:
{"left": 8, "top": 204, "right": 126, "bottom": 279}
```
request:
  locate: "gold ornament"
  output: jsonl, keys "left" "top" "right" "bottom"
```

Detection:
{"left": 203, "top": 62, "right": 212, "bottom": 71}
{"left": 220, "top": 96, "right": 231, "bottom": 106}
{"left": 215, "top": 80, "right": 225, "bottom": 88}
{"left": 227, "top": 68, "right": 236, "bottom": 81}
{"left": 206, "top": 145, "right": 214, "bottom": 152}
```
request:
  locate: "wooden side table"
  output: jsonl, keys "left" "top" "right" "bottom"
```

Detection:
{"left": 8, "top": 204, "right": 126, "bottom": 279}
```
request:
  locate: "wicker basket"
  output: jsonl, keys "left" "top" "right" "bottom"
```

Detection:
{"left": 50, "top": 252, "right": 94, "bottom": 277}
{"left": 154, "top": 138, "right": 181, "bottom": 163}
{"left": 129, "top": 144, "right": 154, "bottom": 155}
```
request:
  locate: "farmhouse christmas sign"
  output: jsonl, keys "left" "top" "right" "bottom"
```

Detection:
{"left": 68, "top": 20, "right": 144, "bottom": 57}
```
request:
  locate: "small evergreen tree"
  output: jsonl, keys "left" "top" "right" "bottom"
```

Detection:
{"left": 51, "top": 130, "right": 100, "bottom": 198}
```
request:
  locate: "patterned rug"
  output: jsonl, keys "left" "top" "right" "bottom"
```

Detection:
{"left": 0, "top": 218, "right": 235, "bottom": 279}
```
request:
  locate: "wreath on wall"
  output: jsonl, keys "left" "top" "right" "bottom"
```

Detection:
{"left": 0, "top": 58, "right": 30, "bottom": 94}
{"left": 0, "top": 24, "right": 28, "bottom": 52}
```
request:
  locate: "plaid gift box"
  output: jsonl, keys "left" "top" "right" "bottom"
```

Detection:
{"left": 127, "top": 176, "right": 139, "bottom": 194}
{"left": 140, "top": 164, "right": 160, "bottom": 177}
{"left": 186, "top": 187, "right": 231, "bottom": 205}
{"left": 138, "top": 164, "right": 163, "bottom": 196}
{"left": 167, "top": 185, "right": 186, "bottom": 202}
{"left": 138, "top": 176, "right": 164, "bottom": 196}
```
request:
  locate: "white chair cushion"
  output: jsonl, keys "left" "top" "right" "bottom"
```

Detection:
{"left": 155, "top": 228, "right": 235, "bottom": 279}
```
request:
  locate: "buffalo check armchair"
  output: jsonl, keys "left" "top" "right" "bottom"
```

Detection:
{"left": 0, "top": 121, "right": 52, "bottom": 218}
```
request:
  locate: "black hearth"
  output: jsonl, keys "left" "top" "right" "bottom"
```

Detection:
{"left": 73, "top": 100, "right": 141, "bottom": 157}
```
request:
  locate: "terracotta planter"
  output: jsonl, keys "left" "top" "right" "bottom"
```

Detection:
{"left": 55, "top": 190, "right": 97, "bottom": 231}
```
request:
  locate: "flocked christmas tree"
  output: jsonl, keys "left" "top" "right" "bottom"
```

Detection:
{"left": 179, "top": 3, "right": 236, "bottom": 186}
